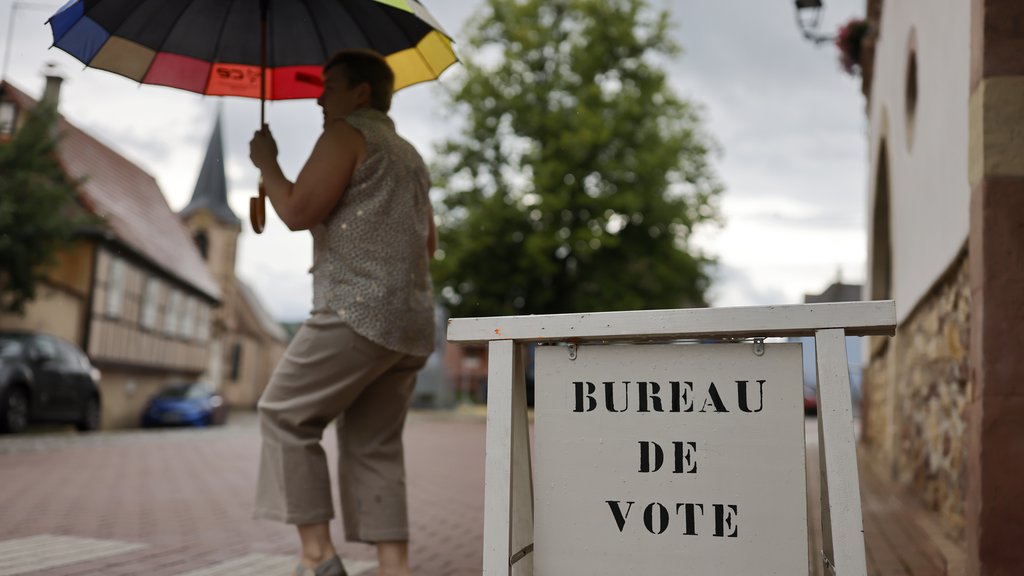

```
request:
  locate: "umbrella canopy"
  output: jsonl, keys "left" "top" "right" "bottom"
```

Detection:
{"left": 46, "top": 0, "right": 456, "bottom": 99}
{"left": 46, "top": 0, "right": 456, "bottom": 234}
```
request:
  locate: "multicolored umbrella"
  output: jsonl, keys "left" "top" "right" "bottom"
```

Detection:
{"left": 46, "top": 0, "right": 457, "bottom": 232}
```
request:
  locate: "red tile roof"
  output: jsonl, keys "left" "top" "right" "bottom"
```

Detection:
{"left": 2, "top": 81, "right": 221, "bottom": 302}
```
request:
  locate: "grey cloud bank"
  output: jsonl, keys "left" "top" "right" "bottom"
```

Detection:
{"left": 2, "top": 0, "right": 867, "bottom": 320}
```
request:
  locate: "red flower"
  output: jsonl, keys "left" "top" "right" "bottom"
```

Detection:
{"left": 835, "top": 18, "right": 870, "bottom": 75}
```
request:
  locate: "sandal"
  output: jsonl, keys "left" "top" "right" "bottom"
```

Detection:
{"left": 295, "top": 555, "right": 347, "bottom": 576}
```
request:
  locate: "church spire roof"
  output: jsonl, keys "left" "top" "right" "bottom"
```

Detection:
{"left": 180, "top": 110, "right": 240, "bottom": 226}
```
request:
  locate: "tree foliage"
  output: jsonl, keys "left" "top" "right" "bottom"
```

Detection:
{"left": 0, "top": 102, "right": 85, "bottom": 314}
{"left": 431, "top": 0, "right": 724, "bottom": 318}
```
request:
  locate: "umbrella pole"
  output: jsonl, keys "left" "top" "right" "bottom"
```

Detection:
{"left": 260, "top": 5, "right": 267, "bottom": 128}
{"left": 250, "top": 4, "right": 268, "bottom": 234}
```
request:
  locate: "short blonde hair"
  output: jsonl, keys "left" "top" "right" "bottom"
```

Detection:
{"left": 323, "top": 49, "right": 395, "bottom": 113}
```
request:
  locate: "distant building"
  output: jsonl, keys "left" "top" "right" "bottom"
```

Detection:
{"left": 0, "top": 76, "right": 220, "bottom": 429}
{"left": 443, "top": 340, "right": 488, "bottom": 405}
{"left": 803, "top": 281, "right": 861, "bottom": 305}
{"left": 858, "top": 0, "right": 1022, "bottom": 571}
{"left": 409, "top": 305, "right": 455, "bottom": 408}
{"left": 792, "top": 278, "right": 863, "bottom": 410}
{"left": 178, "top": 113, "right": 287, "bottom": 408}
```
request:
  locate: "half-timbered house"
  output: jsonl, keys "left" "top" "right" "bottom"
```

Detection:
{"left": 0, "top": 76, "right": 221, "bottom": 428}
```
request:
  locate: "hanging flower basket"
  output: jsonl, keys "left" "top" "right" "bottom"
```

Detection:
{"left": 836, "top": 18, "right": 870, "bottom": 75}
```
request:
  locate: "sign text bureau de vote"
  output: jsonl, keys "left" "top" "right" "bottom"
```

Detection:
{"left": 534, "top": 343, "right": 808, "bottom": 575}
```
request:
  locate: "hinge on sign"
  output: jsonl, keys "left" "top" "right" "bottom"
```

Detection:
{"left": 822, "top": 551, "right": 836, "bottom": 575}
{"left": 568, "top": 343, "right": 577, "bottom": 361}
{"left": 510, "top": 543, "right": 534, "bottom": 566}
{"left": 753, "top": 338, "right": 765, "bottom": 357}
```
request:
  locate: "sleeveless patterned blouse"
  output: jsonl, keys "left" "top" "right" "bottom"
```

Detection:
{"left": 310, "top": 108, "right": 435, "bottom": 357}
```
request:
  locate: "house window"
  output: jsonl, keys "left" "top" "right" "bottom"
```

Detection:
{"left": 141, "top": 278, "right": 161, "bottom": 329}
{"left": 105, "top": 257, "right": 126, "bottom": 318}
{"left": 871, "top": 140, "right": 893, "bottom": 301}
{"left": 180, "top": 296, "right": 195, "bottom": 338}
{"left": 0, "top": 101, "right": 17, "bottom": 135}
{"left": 904, "top": 29, "right": 918, "bottom": 152}
{"left": 196, "top": 303, "right": 210, "bottom": 340}
{"left": 193, "top": 230, "right": 209, "bottom": 260}
{"left": 164, "top": 290, "right": 181, "bottom": 335}
{"left": 229, "top": 342, "right": 242, "bottom": 382}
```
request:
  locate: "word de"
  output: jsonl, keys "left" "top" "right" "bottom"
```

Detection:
{"left": 638, "top": 441, "right": 698, "bottom": 474}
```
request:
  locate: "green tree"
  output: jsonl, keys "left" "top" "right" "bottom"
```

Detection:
{"left": 0, "top": 102, "right": 85, "bottom": 314}
{"left": 432, "top": 0, "right": 723, "bottom": 318}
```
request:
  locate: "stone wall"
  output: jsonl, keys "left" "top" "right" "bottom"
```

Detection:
{"left": 862, "top": 250, "right": 971, "bottom": 539}
{"left": 862, "top": 339, "right": 893, "bottom": 462}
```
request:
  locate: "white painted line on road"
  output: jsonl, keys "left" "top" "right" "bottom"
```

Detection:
{"left": 0, "top": 534, "right": 146, "bottom": 575}
{"left": 173, "top": 554, "right": 377, "bottom": 576}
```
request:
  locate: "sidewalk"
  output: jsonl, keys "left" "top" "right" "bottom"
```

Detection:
{"left": 0, "top": 410, "right": 486, "bottom": 576}
{"left": 804, "top": 419, "right": 965, "bottom": 576}
{"left": 0, "top": 410, "right": 962, "bottom": 575}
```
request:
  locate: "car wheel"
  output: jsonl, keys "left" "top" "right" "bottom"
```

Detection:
{"left": 1, "top": 386, "right": 30, "bottom": 434}
{"left": 76, "top": 397, "right": 101, "bottom": 432}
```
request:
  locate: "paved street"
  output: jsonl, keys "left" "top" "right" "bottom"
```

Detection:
{"left": 0, "top": 411, "right": 485, "bottom": 576}
{"left": 0, "top": 411, "right": 956, "bottom": 576}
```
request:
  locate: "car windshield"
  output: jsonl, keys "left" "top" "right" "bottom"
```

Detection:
{"left": 186, "top": 385, "right": 211, "bottom": 399}
{"left": 157, "top": 383, "right": 209, "bottom": 400}
{"left": 0, "top": 335, "right": 26, "bottom": 358}
{"left": 156, "top": 384, "right": 192, "bottom": 399}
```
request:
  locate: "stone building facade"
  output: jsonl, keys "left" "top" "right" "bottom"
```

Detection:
{"left": 860, "top": 0, "right": 1023, "bottom": 572}
{"left": 862, "top": 252, "right": 971, "bottom": 537}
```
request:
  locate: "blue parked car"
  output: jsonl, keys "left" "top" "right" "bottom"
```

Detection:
{"left": 142, "top": 382, "right": 227, "bottom": 428}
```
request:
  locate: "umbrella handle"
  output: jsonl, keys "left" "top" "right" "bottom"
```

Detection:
{"left": 249, "top": 177, "right": 266, "bottom": 234}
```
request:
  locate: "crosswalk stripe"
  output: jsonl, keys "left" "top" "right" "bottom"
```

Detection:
{"left": 173, "top": 554, "right": 377, "bottom": 576}
{"left": 0, "top": 535, "right": 146, "bottom": 575}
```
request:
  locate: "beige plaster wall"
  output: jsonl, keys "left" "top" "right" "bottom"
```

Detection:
{"left": 0, "top": 286, "right": 83, "bottom": 343}
{"left": 0, "top": 242, "right": 94, "bottom": 344}
{"left": 218, "top": 334, "right": 282, "bottom": 408}
{"left": 179, "top": 211, "right": 239, "bottom": 296}
{"left": 866, "top": 0, "right": 972, "bottom": 322}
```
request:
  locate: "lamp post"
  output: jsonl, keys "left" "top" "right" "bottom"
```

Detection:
{"left": 794, "top": 0, "right": 835, "bottom": 45}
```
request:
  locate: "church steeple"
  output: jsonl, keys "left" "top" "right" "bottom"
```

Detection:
{"left": 179, "top": 109, "right": 241, "bottom": 297}
{"left": 180, "top": 110, "right": 239, "bottom": 226}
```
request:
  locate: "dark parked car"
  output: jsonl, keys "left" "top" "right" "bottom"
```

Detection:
{"left": 142, "top": 382, "right": 227, "bottom": 428}
{"left": 0, "top": 331, "right": 102, "bottom": 433}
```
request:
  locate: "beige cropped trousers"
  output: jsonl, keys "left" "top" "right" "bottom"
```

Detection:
{"left": 253, "top": 310, "right": 426, "bottom": 542}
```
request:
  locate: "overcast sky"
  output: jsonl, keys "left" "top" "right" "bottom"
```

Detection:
{"left": 2, "top": 0, "right": 868, "bottom": 321}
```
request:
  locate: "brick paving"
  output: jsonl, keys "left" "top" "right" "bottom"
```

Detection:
{"left": 0, "top": 411, "right": 961, "bottom": 575}
{"left": 0, "top": 411, "right": 485, "bottom": 576}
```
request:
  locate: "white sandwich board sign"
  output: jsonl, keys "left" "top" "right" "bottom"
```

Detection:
{"left": 534, "top": 343, "right": 807, "bottom": 575}
{"left": 446, "top": 301, "right": 896, "bottom": 576}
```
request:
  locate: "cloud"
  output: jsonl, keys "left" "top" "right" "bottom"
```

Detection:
{"left": 3, "top": 0, "right": 871, "bottom": 318}
{"left": 706, "top": 263, "right": 789, "bottom": 308}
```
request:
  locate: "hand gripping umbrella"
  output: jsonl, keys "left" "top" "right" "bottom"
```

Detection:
{"left": 47, "top": 0, "right": 456, "bottom": 233}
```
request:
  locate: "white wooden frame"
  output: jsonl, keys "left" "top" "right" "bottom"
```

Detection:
{"left": 448, "top": 301, "right": 896, "bottom": 576}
